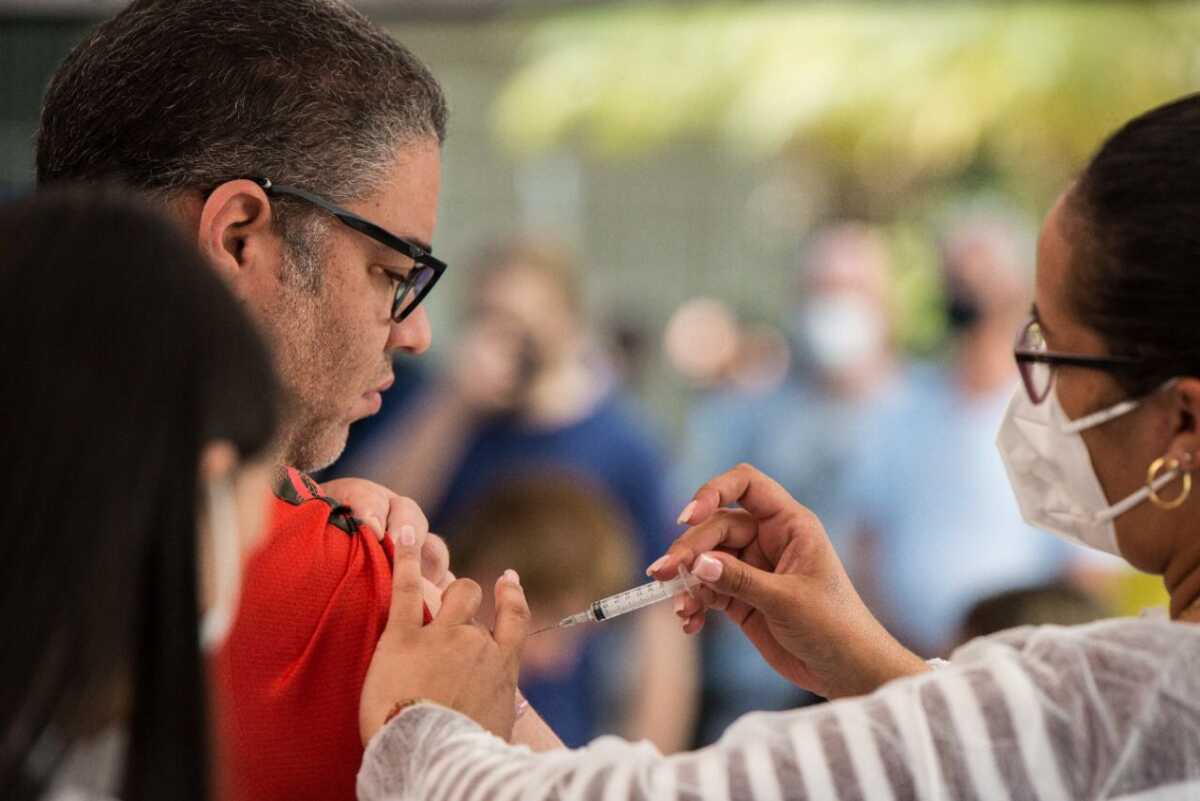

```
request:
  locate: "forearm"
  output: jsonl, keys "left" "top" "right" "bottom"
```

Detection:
{"left": 510, "top": 698, "right": 565, "bottom": 752}
{"left": 621, "top": 603, "right": 698, "bottom": 752}
{"left": 358, "top": 383, "right": 478, "bottom": 510}
{"left": 358, "top": 703, "right": 666, "bottom": 801}
{"left": 823, "top": 611, "right": 930, "bottom": 700}
{"left": 358, "top": 646, "right": 1063, "bottom": 801}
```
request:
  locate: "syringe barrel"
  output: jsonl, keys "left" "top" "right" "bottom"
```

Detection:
{"left": 592, "top": 567, "right": 699, "bottom": 622}
{"left": 593, "top": 586, "right": 665, "bottom": 620}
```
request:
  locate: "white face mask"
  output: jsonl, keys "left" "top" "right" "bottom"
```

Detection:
{"left": 996, "top": 383, "right": 1178, "bottom": 557}
{"left": 200, "top": 478, "right": 242, "bottom": 652}
{"left": 797, "top": 294, "right": 885, "bottom": 373}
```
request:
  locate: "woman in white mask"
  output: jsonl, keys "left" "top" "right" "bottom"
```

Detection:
{"left": 0, "top": 188, "right": 280, "bottom": 801}
{"left": 354, "top": 94, "right": 1200, "bottom": 800}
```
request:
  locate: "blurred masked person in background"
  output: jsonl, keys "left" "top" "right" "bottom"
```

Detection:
{"left": 0, "top": 188, "right": 279, "bottom": 801}
{"left": 352, "top": 93, "right": 1200, "bottom": 801}
{"left": 677, "top": 222, "right": 909, "bottom": 744}
{"left": 35, "top": 4, "right": 561, "bottom": 800}
{"left": 447, "top": 475, "right": 635, "bottom": 747}
{"left": 337, "top": 238, "right": 698, "bottom": 752}
{"left": 846, "top": 209, "right": 1094, "bottom": 655}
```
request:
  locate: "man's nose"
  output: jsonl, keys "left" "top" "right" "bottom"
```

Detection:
{"left": 388, "top": 305, "right": 432, "bottom": 355}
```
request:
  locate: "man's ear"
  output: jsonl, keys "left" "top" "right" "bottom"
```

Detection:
{"left": 197, "top": 180, "right": 277, "bottom": 288}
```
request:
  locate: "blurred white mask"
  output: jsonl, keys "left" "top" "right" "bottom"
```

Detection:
{"left": 798, "top": 294, "right": 885, "bottom": 373}
{"left": 996, "top": 384, "right": 1177, "bottom": 558}
{"left": 200, "top": 478, "right": 242, "bottom": 652}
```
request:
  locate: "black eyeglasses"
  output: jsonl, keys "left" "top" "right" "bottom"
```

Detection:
{"left": 1014, "top": 316, "right": 1140, "bottom": 404}
{"left": 249, "top": 177, "right": 446, "bottom": 323}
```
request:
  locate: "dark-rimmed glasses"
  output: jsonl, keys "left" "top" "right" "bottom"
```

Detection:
{"left": 1014, "top": 316, "right": 1140, "bottom": 404}
{"left": 250, "top": 177, "right": 446, "bottom": 323}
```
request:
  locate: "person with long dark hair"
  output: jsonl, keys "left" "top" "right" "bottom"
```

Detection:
{"left": 353, "top": 94, "right": 1200, "bottom": 800}
{"left": 0, "top": 188, "right": 279, "bottom": 801}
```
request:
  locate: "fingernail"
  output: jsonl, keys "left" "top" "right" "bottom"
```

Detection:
{"left": 694, "top": 553, "right": 723, "bottom": 582}
{"left": 645, "top": 555, "right": 669, "bottom": 577}
{"left": 503, "top": 568, "right": 521, "bottom": 587}
{"left": 676, "top": 501, "right": 697, "bottom": 526}
{"left": 673, "top": 594, "right": 687, "bottom": 615}
{"left": 398, "top": 525, "right": 416, "bottom": 546}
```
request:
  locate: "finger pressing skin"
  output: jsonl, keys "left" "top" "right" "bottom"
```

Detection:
{"left": 386, "top": 494, "right": 430, "bottom": 546}
{"left": 422, "top": 533, "right": 452, "bottom": 589}
{"left": 435, "top": 578, "right": 483, "bottom": 627}
{"left": 362, "top": 515, "right": 386, "bottom": 542}
{"left": 382, "top": 529, "right": 428, "bottom": 634}
{"left": 492, "top": 570, "right": 531, "bottom": 660}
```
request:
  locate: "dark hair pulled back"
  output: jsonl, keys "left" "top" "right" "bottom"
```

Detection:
{"left": 1068, "top": 92, "right": 1200, "bottom": 395}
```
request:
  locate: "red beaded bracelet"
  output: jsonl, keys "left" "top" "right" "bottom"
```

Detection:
{"left": 383, "top": 698, "right": 429, "bottom": 726}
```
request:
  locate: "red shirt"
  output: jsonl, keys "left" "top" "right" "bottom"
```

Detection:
{"left": 215, "top": 467, "right": 404, "bottom": 801}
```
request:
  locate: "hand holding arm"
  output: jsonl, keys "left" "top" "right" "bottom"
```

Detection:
{"left": 319, "top": 477, "right": 455, "bottom": 612}
{"left": 359, "top": 530, "right": 531, "bottom": 744}
{"left": 650, "top": 463, "right": 927, "bottom": 699}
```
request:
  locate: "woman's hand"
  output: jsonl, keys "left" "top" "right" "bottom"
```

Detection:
{"left": 320, "top": 477, "right": 456, "bottom": 613}
{"left": 359, "top": 527, "right": 531, "bottom": 744}
{"left": 319, "top": 477, "right": 427, "bottom": 545}
{"left": 649, "top": 464, "right": 927, "bottom": 700}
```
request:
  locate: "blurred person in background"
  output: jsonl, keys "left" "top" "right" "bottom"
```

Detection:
{"left": 667, "top": 298, "right": 792, "bottom": 506}
{"left": 33, "top": 4, "right": 566, "bottom": 800}
{"left": 0, "top": 188, "right": 279, "bottom": 801}
{"left": 674, "top": 222, "right": 908, "bottom": 744}
{"left": 753, "top": 222, "right": 906, "bottom": 546}
{"left": 955, "top": 581, "right": 1110, "bottom": 648}
{"left": 339, "top": 238, "right": 699, "bottom": 752}
{"left": 847, "top": 209, "right": 1089, "bottom": 655}
{"left": 666, "top": 296, "right": 750, "bottom": 501}
{"left": 446, "top": 475, "right": 636, "bottom": 747}
{"left": 605, "top": 315, "right": 654, "bottom": 396}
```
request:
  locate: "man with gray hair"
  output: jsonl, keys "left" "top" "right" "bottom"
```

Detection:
{"left": 36, "top": 2, "right": 553, "bottom": 799}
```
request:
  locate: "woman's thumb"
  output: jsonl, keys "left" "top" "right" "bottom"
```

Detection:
{"left": 692, "top": 552, "right": 781, "bottom": 611}
{"left": 384, "top": 525, "right": 427, "bottom": 633}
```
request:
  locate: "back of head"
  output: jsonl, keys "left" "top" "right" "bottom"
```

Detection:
{"left": 449, "top": 474, "right": 635, "bottom": 615}
{"left": 958, "top": 582, "right": 1109, "bottom": 644}
{"left": 468, "top": 238, "right": 584, "bottom": 320}
{"left": 1067, "top": 92, "right": 1200, "bottom": 395}
{"left": 37, "top": 0, "right": 446, "bottom": 254}
{"left": 0, "top": 187, "right": 279, "bottom": 801}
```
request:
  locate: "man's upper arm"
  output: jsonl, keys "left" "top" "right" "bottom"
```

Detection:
{"left": 215, "top": 468, "right": 394, "bottom": 801}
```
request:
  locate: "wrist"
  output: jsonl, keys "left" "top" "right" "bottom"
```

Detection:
{"left": 828, "top": 625, "right": 927, "bottom": 699}
{"left": 365, "top": 697, "right": 436, "bottom": 744}
{"left": 383, "top": 697, "right": 432, "bottom": 726}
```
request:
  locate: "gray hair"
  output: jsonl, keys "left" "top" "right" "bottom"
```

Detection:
{"left": 36, "top": 0, "right": 447, "bottom": 288}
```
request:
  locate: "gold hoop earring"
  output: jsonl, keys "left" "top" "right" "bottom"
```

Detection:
{"left": 1147, "top": 456, "right": 1191, "bottom": 510}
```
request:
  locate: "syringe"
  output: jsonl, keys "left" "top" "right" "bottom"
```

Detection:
{"left": 532, "top": 565, "right": 700, "bottom": 634}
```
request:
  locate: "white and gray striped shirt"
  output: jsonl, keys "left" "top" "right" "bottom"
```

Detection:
{"left": 358, "top": 616, "right": 1200, "bottom": 801}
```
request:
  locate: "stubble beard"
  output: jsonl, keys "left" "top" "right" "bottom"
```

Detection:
{"left": 263, "top": 273, "right": 351, "bottom": 473}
